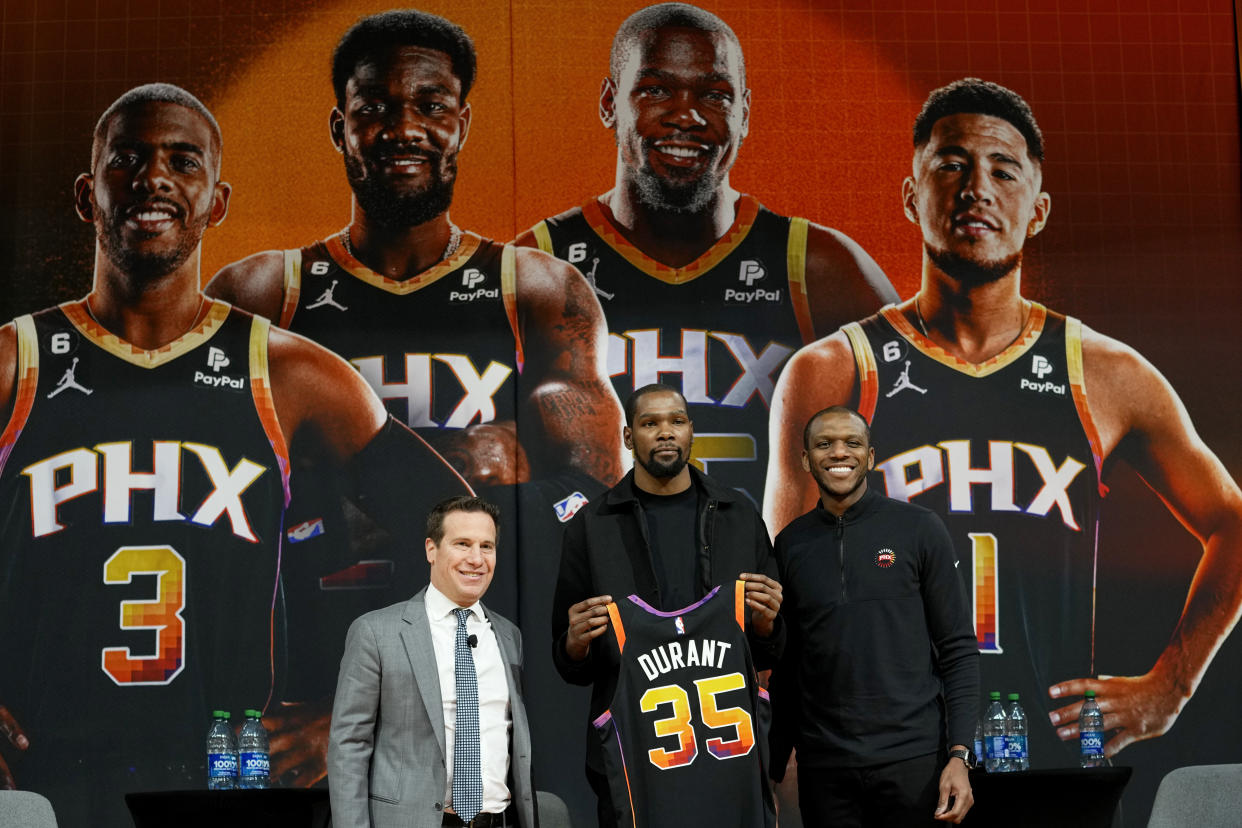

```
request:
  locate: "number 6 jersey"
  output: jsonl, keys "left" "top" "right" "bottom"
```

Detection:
{"left": 593, "top": 581, "right": 775, "bottom": 828}
{"left": 0, "top": 301, "right": 289, "bottom": 818}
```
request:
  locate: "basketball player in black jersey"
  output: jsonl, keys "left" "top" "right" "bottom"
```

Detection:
{"left": 516, "top": 2, "right": 897, "bottom": 506}
{"left": 766, "top": 79, "right": 1242, "bottom": 765}
{"left": 208, "top": 10, "right": 622, "bottom": 489}
{"left": 0, "top": 86, "right": 467, "bottom": 821}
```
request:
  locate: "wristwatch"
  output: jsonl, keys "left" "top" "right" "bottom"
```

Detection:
{"left": 949, "top": 747, "right": 976, "bottom": 769}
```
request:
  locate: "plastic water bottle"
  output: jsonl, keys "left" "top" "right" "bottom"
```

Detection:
{"left": 206, "top": 710, "right": 238, "bottom": 790}
{"left": 984, "top": 691, "right": 1008, "bottom": 772}
{"left": 973, "top": 719, "right": 984, "bottom": 769}
{"left": 1079, "top": 690, "right": 1110, "bottom": 768}
{"left": 238, "top": 708, "right": 271, "bottom": 789}
{"left": 1005, "top": 692, "right": 1029, "bottom": 771}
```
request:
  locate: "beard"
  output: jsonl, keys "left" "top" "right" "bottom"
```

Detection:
{"left": 635, "top": 445, "right": 690, "bottom": 479}
{"left": 96, "top": 207, "right": 203, "bottom": 284}
{"left": 926, "top": 241, "right": 1022, "bottom": 287}
{"left": 625, "top": 135, "right": 724, "bottom": 214}
{"left": 344, "top": 150, "right": 457, "bottom": 230}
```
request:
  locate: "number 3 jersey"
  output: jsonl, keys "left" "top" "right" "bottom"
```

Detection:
{"left": 845, "top": 303, "right": 1104, "bottom": 766}
{"left": 0, "top": 301, "right": 289, "bottom": 794}
{"left": 531, "top": 197, "right": 815, "bottom": 504}
{"left": 594, "top": 581, "right": 775, "bottom": 828}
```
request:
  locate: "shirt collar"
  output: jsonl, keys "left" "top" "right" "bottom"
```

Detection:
{"left": 425, "top": 582, "right": 483, "bottom": 623}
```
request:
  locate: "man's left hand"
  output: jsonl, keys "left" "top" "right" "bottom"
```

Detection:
{"left": 934, "top": 749, "right": 973, "bottom": 823}
{"left": 740, "top": 573, "right": 781, "bottom": 638}
{"left": 1048, "top": 672, "right": 1185, "bottom": 756}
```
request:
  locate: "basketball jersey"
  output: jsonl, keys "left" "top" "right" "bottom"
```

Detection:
{"left": 594, "top": 581, "right": 775, "bottom": 828}
{"left": 846, "top": 303, "right": 1104, "bottom": 765}
{"left": 268, "top": 234, "right": 523, "bottom": 697}
{"left": 532, "top": 197, "right": 814, "bottom": 505}
{"left": 0, "top": 301, "right": 289, "bottom": 813}
{"left": 280, "top": 233, "right": 521, "bottom": 435}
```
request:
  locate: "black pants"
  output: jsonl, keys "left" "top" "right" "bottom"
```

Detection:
{"left": 798, "top": 751, "right": 942, "bottom": 828}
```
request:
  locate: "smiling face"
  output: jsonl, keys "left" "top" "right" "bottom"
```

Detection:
{"left": 76, "top": 101, "right": 228, "bottom": 284}
{"left": 624, "top": 389, "right": 694, "bottom": 485}
{"left": 425, "top": 508, "right": 497, "bottom": 607}
{"left": 602, "top": 25, "right": 749, "bottom": 214}
{"left": 904, "top": 112, "right": 1050, "bottom": 286}
{"left": 802, "top": 409, "right": 875, "bottom": 515}
{"left": 331, "top": 44, "right": 471, "bottom": 229}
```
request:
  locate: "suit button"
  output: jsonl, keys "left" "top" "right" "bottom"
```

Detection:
{"left": 435, "top": 802, "right": 443, "bottom": 811}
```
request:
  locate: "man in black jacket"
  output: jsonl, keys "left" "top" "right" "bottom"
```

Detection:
{"left": 771, "top": 405, "right": 979, "bottom": 826}
{"left": 552, "top": 382, "right": 783, "bottom": 825}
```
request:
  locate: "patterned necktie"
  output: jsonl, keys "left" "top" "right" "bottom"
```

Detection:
{"left": 452, "top": 608, "right": 482, "bottom": 822}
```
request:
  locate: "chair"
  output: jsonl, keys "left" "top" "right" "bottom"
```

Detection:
{"left": 537, "top": 790, "right": 573, "bottom": 828}
{"left": 1147, "top": 763, "right": 1242, "bottom": 827}
{"left": 0, "top": 790, "right": 59, "bottom": 827}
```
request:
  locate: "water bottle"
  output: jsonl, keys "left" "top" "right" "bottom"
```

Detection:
{"left": 238, "top": 708, "right": 271, "bottom": 789}
{"left": 984, "top": 691, "right": 1008, "bottom": 772}
{"left": 1005, "top": 692, "right": 1029, "bottom": 771}
{"left": 206, "top": 710, "right": 238, "bottom": 790}
{"left": 973, "top": 719, "right": 984, "bottom": 769}
{"left": 1079, "top": 690, "right": 1110, "bottom": 768}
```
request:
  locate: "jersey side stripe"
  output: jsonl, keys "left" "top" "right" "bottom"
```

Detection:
{"left": 733, "top": 578, "right": 746, "bottom": 630}
{"left": 607, "top": 601, "right": 626, "bottom": 653}
{"left": 248, "top": 315, "right": 292, "bottom": 507}
{"left": 531, "top": 221, "right": 555, "bottom": 255}
{"left": 0, "top": 314, "right": 39, "bottom": 473}
{"left": 843, "top": 321, "right": 879, "bottom": 421}
{"left": 786, "top": 217, "right": 814, "bottom": 345}
{"left": 501, "top": 243, "right": 524, "bottom": 373}
{"left": 1065, "top": 315, "right": 1108, "bottom": 496}
{"left": 279, "top": 248, "right": 302, "bottom": 329}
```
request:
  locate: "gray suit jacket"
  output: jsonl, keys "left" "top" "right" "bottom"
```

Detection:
{"left": 327, "top": 588, "right": 537, "bottom": 828}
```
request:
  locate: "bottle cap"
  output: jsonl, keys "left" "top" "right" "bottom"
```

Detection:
{"left": 989, "top": 691, "right": 1000, "bottom": 700}
{"left": 1084, "top": 690, "right": 1096, "bottom": 698}
{"left": 244, "top": 709, "right": 263, "bottom": 718}
{"left": 1008, "top": 693, "right": 1020, "bottom": 700}
{"left": 212, "top": 710, "right": 231, "bottom": 719}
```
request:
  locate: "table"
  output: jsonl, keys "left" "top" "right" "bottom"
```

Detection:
{"left": 963, "top": 766, "right": 1132, "bottom": 827}
{"left": 125, "top": 787, "right": 330, "bottom": 828}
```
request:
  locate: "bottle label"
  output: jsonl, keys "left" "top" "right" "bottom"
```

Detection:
{"left": 1080, "top": 730, "right": 1105, "bottom": 757}
{"left": 240, "top": 751, "right": 270, "bottom": 777}
{"left": 208, "top": 753, "right": 238, "bottom": 778}
{"left": 1006, "top": 734, "right": 1027, "bottom": 759}
{"left": 988, "top": 735, "right": 1007, "bottom": 758}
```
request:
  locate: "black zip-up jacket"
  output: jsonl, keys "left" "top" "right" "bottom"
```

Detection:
{"left": 551, "top": 466, "right": 784, "bottom": 773}
{"left": 769, "top": 487, "right": 979, "bottom": 773}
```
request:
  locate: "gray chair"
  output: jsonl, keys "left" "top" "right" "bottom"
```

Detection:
{"left": 0, "top": 790, "right": 59, "bottom": 827}
{"left": 1147, "top": 763, "right": 1242, "bottom": 827}
{"left": 536, "top": 790, "right": 573, "bottom": 828}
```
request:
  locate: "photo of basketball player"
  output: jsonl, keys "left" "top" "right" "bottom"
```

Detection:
{"left": 0, "top": 84, "right": 469, "bottom": 828}
{"left": 517, "top": 2, "right": 898, "bottom": 507}
{"left": 765, "top": 78, "right": 1242, "bottom": 768}
{"left": 208, "top": 9, "right": 623, "bottom": 491}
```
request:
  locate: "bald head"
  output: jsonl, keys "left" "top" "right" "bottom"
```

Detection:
{"left": 610, "top": 2, "right": 745, "bottom": 86}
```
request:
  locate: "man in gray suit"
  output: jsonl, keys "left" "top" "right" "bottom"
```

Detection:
{"left": 328, "top": 495, "right": 536, "bottom": 828}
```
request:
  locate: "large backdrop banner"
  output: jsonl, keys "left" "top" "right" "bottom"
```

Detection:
{"left": 1, "top": 1, "right": 1240, "bottom": 826}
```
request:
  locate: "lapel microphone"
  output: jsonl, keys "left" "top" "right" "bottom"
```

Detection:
{"left": 467, "top": 634, "right": 478, "bottom": 648}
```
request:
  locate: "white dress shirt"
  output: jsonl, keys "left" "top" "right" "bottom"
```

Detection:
{"left": 425, "top": 583, "right": 513, "bottom": 815}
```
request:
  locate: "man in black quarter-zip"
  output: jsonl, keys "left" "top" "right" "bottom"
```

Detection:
{"left": 552, "top": 382, "right": 784, "bottom": 826}
{"left": 770, "top": 406, "right": 979, "bottom": 827}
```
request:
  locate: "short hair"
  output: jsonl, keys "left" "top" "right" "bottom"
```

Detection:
{"left": 91, "top": 83, "right": 222, "bottom": 171}
{"left": 332, "top": 9, "right": 477, "bottom": 109}
{"left": 425, "top": 495, "right": 501, "bottom": 544}
{"left": 912, "top": 78, "right": 1044, "bottom": 163}
{"left": 624, "top": 382, "right": 688, "bottom": 427}
{"left": 610, "top": 3, "right": 745, "bottom": 86}
{"left": 803, "top": 405, "right": 871, "bottom": 450}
